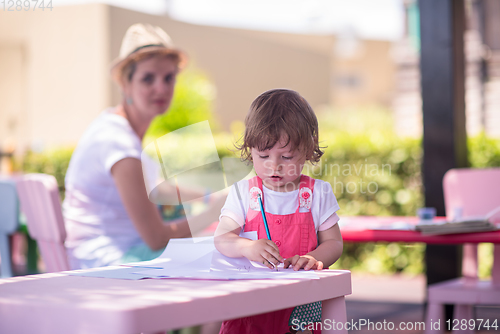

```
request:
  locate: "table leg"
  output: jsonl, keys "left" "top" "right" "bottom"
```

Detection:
{"left": 424, "top": 302, "right": 445, "bottom": 334}
{"left": 492, "top": 244, "right": 500, "bottom": 285}
{"left": 322, "top": 296, "right": 347, "bottom": 334}
{"left": 462, "top": 244, "right": 478, "bottom": 278}
{"left": 452, "top": 305, "right": 474, "bottom": 334}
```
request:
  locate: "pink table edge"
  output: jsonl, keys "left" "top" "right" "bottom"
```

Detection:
{"left": 340, "top": 216, "right": 500, "bottom": 244}
{"left": 340, "top": 216, "right": 500, "bottom": 285}
{"left": 0, "top": 269, "right": 351, "bottom": 334}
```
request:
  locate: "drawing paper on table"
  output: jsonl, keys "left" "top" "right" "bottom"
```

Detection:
{"left": 79, "top": 232, "right": 317, "bottom": 280}
{"left": 207, "top": 269, "right": 319, "bottom": 280}
{"left": 121, "top": 258, "right": 172, "bottom": 269}
{"left": 134, "top": 232, "right": 318, "bottom": 279}
{"left": 66, "top": 266, "right": 152, "bottom": 280}
{"left": 158, "top": 236, "right": 215, "bottom": 261}
{"left": 137, "top": 252, "right": 213, "bottom": 278}
{"left": 211, "top": 249, "right": 254, "bottom": 272}
{"left": 210, "top": 250, "right": 319, "bottom": 279}
{"left": 124, "top": 236, "right": 215, "bottom": 270}
{"left": 140, "top": 250, "right": 320, "bottom": 279}
{"left": 134, "top": 234, "right": 257, "bottom": 277}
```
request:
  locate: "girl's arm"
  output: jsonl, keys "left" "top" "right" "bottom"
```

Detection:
{"left": 215, "top": 216, "right": 284, "bottom": 269}
{"left": 307, "top": 223, "right": 343, "bottom": 267}
{"left": 285, "top": 223, "right": 343, "bottom": 271}
{"left": 112, "top": 158, "right": 225, "bottom": 250}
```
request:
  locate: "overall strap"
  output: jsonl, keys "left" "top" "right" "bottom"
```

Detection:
{"left": 246, "top": 176, "right": 264, "bottom": 224}
{"left": 296, "top": 175, "right": 315, "bottom": 213}
{"left": 248, "top": 175, "right": 264, "bottom": 204}
{"left": 247, "top": 176, "right": 264, "bottom": 217}
{"left": 298, "top": 174, "right": 315, "bottom": 190}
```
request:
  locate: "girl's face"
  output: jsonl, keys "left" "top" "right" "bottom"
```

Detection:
{"left": 251, "top": 137, "right": 307, "bottom": 192}
{"left": 123, "top": 56, "right": 178, "bottom": 120}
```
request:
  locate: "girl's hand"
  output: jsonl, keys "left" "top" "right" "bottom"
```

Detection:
{"left": 242, "top": 239, "right": 284, "bottom": 269}
{"left": 284, "top": 254, "right": 324, "bottom": 271}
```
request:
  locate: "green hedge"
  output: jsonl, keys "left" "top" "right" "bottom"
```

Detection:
{"left": 144, "top": 68, "right": 219, "bottom": 147}
{"left": 15, "top": 147, "right": 74, "bottom": 199}
{"left": 321, "top": 129, "right": 500, "bottom": 276}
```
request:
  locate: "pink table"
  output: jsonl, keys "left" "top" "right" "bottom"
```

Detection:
{"left": 339, "top": 216, "right": 500, "bottom": 283}
{"left": 0, "top": 269, "right": 351, "bottom": 334}
{"left": 340, "top": 216, "right": 500, "bottom": 244}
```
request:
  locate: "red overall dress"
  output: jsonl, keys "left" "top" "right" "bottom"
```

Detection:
{"left": 219, "top": 175, "right": 322, "bottom": 334}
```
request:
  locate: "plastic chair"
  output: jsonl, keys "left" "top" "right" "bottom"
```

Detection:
{"left": 0, "top": 179, "right": 19, "bottom": 277}
{"left": 424, "top": 168, "right": 500, "bottom": 334}
{"left": 16, "top": 174, "right": 70, "bottom": 272}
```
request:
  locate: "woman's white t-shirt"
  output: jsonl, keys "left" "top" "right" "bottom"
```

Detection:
{"left": 63, "top": 108, "right": 147, "bottom": 269}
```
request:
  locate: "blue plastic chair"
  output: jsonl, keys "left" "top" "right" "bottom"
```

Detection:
{"left": 0, "top": 179, "right": 19, "bottom": 278}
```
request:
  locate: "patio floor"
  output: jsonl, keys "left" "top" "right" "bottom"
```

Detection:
{"left": 347, "top": 273, "right": 500, "bottom": 333}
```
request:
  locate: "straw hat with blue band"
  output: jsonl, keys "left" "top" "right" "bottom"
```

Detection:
{"left": 109, "top": 23, "right": 188, "bottom": 84}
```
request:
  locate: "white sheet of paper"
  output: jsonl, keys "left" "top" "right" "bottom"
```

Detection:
{"left": 207, "top": 268, "right": 319, "bottom": 280}
{"left": 80, "top": 233, "right": 318, "bottom": 280}
{"left": 131, "top": 236, "right": 216, "bottom": 277}
{"left": 209, "top": 249, "right": 319, "bottom": 279}
{"left": 209, "top": 231, "right": 318, "bottom": 279}
{"left": 138, "top": 251, "right": 214, "bottom": 278}
{"left": 158, "top": 236, "right": 215, "bottom": 261}
{"left": 124, "top": 236, "right": 215, "bottom": 270}
{"left": 135, "top": 232, "right": 319, "bottom": 280}
{"left": 66, "top": 266, "right": 151, "bottom": 280}
{"left": 134, "top": 234, "right": 256, "bottom": 278}
{"left": 121, "top": 258, "right": 173, "bottom": 268}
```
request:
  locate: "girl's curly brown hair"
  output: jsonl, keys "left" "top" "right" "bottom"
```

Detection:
{"left": 238, "top": 89, "right": 324, "bottom": 163}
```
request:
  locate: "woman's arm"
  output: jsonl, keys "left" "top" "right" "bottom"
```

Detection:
{"left": 148, "top": 177, "right": 207, "bottom": 205}
{"left": 112, "top": 158, "right": 225, "bottom": 250}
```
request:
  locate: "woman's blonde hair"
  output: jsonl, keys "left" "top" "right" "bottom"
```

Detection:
{"left": 238, "top": 89, "right": 324, "bottom": 163}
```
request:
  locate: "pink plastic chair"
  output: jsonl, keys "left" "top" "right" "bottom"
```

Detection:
{"left": 16, "top": 174, "right": 70, "bottom": 272}
{"left": 424, "top": 168, "right": 500, "bottom": 334}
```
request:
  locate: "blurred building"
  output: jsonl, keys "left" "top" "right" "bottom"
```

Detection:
{"left": 393, "top": 0, "right": 500, "bottom": 138}
{"left": 0, "top": 4, "right": 395, "bottom": 152}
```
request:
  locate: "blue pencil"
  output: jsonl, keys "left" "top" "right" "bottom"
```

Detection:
{"left": 257, "top": 194, "right": 272, "bottom": 240}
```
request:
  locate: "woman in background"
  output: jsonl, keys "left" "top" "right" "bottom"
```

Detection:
{"left": 63, "top": 23, "right": 225, "bottom": 270}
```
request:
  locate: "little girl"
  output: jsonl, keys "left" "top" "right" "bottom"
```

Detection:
{"left": 215, "top": 89, "right": 343, "bottom": 334}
